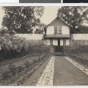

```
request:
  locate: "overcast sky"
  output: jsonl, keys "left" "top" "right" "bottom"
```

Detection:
{"left": 0, "top": 6, "right": 61, "bottom": 28}
{"left": 41, "top": 6, "right": 61, "bottom": 25}
{"left": 0, "top": 7, "right": 5, "bottom": 28}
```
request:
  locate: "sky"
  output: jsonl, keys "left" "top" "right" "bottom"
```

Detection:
{"left": 0, "top": 7, "right": 5, "bottom": 28}
{"left": 0, "top": 6, "right": 61, "bottom": 28}
{"left": 41, "top": 6, "right": 61, "bottom": 25}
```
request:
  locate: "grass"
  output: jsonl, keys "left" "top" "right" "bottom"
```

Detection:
{"left": 0, "top": 54, "right": 50, "bottom": 85}
{"left": 64, "top": 45, "right": 88, "bottom": 66}
{"left": 0, "top": 44, "right": 53, "bottom": 85}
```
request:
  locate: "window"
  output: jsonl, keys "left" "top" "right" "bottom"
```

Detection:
{"left": 58, "top": 26, "right": 62, "bottom": 34}
{"left": 54, "top": 26, "right": 62, "bottom": 34}
{"left": 59, "top": 29, "right": 62, "bottom": 34}
{"left": 54, "top": 26, "right": 57, "bottom": 34}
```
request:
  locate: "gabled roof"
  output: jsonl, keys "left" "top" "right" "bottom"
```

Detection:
{"left": 45, "top": 16, "right": 72, "bottom": 28}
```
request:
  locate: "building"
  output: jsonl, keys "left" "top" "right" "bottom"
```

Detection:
{"left": 44, "top": 16, "right": 71, "bottom": 52}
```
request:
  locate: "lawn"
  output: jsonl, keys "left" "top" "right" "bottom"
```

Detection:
{"left": 64, "top": 45, "right": 88, "bottom": 67}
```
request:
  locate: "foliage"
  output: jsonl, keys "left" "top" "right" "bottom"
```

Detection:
{"left": 34, "top": 28, "right": 43, "bottom": 34}
{"left": 34, "top": 23, "right": 46, "bottom": 34}
{"left": 0, "top": 28, "right": 16, "bottom": 36}
{"left": 0, "top": 34, "right": 51, "bottom": 59}
{"left": 58, "top": 6, "right": 88, "bottom": 33}
{"left": 77, "top": 26, "right": 88, "bottom": 33}
{"left": 2, "top": 6, "right": 44, "bottom": 33}
{"left": 0, "top": 34, "right": 28, "bottom": 58}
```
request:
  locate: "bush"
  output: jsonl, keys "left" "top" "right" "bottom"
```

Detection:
{"left": 0, "top": 34, "right": 30, "bottom": 58}
{"left": 0, "top": 34, "right": 51, "bottom": 60}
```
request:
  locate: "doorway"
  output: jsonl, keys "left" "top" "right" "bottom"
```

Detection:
{"left": 58, "top": 39, "right": 60, "bottom": 46}
{"left": 54, "top": 39, "right": 63, "bottom": 52}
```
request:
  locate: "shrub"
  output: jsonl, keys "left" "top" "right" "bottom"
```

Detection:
{"left": 0, "top": 34, "right": 30, "bottom": 58}
{"left": 0, "top": 34, "right": 52, "bottom": 60}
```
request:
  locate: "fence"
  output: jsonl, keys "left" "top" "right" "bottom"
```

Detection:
{"left": 70, "top": 40, "right": 88, "bottom": 46}
{"left": 71, "top": 34, "right": 88, "bottom": 40}
{"left": 70, "top": 34, "right": 88, "bottom": 46}
{"left": 15, "top": 34, "right": 43, "bottom": 40}
{"left": 15, "top": 34, "right": 88, "bottom": 46}
{"left": 15, "top": 34, "right": 48, "bottom": 45}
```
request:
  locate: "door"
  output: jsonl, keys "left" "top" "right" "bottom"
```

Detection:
{"left": 58, "top": 39, "right": 60, "bottom": 46}
{"left": 58, "top": 39, "right": 63, "bottom": 52}
{"left": 55, "top": 39, "right": 60, "bottom": 52}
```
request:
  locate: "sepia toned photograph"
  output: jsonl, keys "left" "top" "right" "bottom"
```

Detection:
{"left": 19, "top": 0, "right": 61, "bottom": 3}
{"left": 0, "top": 6, "right": 88, "bottom": 86}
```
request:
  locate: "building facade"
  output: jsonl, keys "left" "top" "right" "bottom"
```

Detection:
{"left": 44, "top": 16, "right": 71, "bottom": 52}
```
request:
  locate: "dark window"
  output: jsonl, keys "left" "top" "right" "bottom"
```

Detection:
{"left": 54, "top": 26, "right": 57, "bottom": 34}
{"left": 59, "top": 29, "right": 62, "bottom": 34}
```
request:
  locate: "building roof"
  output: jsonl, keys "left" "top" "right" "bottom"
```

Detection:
{"left": 44, "top": 34, "right": 70, "bottom": 39}
{"left": 45, "top": 16, "right": 72, "bottom": 28}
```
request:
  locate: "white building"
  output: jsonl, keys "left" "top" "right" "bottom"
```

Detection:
{"left": 44, "top": 16, "right": 71, "bottom": 52}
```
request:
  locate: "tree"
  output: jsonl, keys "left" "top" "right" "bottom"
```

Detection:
{"left": 57, "top": 6, "right": 88, "bottom": 33}
{"left": 34, "top": 23, "right": 46, "bottom": 34}
{"left": 2, "top": 6, "right": 44, "bottom": 33}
